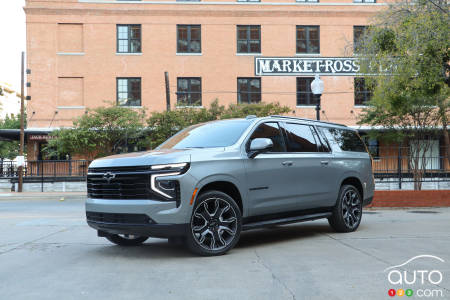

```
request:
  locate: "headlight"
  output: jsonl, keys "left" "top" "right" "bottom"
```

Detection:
{"left": 150, "top": 163, "right": 189, "bottom": 200}
{"left": 151, "top": 163, "right": 188, "bottom": 172}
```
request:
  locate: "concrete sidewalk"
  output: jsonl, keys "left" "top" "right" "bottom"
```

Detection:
{"left": 0, "top": 192, "right": 86, "bottom": 201}
{"left": 0, "top": 197, "right": 449, "bottom": 300}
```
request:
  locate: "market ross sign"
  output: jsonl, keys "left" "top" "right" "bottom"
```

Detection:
{"left": 254, "top": 57, "right": 360, "bottom": 76}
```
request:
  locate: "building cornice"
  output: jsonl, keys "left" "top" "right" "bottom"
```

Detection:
{"left": 24, "top": 6, "right": 381, "bottom": 17}
{"left": 78, "top": 0, "right": 388, "bottom": 6}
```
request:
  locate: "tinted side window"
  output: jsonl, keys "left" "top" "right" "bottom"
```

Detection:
{"left": 313, "top": 126, "right": 331, "bottom": 152}
{"left": 249, "top": 122, "right": 285, "bottom": 152}
{"left": 284, "top": 123, "right": 318, "bottom": 152}
{"left": 320, "top": 127, "right": 366, "bottom": 152}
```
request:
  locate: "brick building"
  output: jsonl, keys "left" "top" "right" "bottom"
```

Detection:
{"left": 21, "top": 0, "right": 448, "bottom": 174}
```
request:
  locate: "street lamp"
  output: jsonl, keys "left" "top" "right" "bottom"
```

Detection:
{"left": 310, "top": 74, "right": 324, "bottom": 120}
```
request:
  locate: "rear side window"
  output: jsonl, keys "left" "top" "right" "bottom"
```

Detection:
{"left": 319, "top": 127, "right": 367, "bottom": 152}
{"left": 249, "top": 122, "right": 286, "bottom": 152}
{"left": 284, "top": 123, "right": 319, "bottom": 152}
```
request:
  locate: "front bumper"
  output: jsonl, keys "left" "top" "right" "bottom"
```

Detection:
{"left": 87, "top": 218, "right": 188, "bottom": 238}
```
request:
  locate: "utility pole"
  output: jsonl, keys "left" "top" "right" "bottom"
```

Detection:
{"left": 164, "top": 71, "right": 171, "bottom": 111}
{"left": 18, "top": 52, "right": 25, "bottom": 192}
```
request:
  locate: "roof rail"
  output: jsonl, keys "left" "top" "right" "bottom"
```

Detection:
{"left": 269, "top": 115, "right": 347, "bottom": 127}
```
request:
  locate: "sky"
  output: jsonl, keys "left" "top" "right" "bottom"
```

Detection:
{"left": 0, "top": 1, "right": 26, "bottom": 93}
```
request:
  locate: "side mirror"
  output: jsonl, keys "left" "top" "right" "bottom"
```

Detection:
{"left": 248, "top": 138, "right": 273, "bottom": 159}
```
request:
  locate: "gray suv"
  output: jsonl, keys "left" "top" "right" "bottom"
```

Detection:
{"left": 86, "top": 116, "right": 374, "bottom": 256}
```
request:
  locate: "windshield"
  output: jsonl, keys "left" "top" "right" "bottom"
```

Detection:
{"left": 157, "top": 120, "right": 252, "bottom": 149}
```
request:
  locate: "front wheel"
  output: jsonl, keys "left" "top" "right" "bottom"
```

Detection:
{"left": 328, "top": 185, "right": 362, "bottom": 233}
{"left": 106, "top": 234, "right": 148, "bottom": 246}
{"left": 186, "top": 190, "right": 242, "bottom": 256}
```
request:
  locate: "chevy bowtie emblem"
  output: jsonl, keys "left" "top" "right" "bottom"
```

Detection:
{"left": 103, "top": 172, "right": 116, "bottom": 183}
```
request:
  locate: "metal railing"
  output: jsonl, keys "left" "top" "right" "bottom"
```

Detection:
{"left": 372, "top": 146, "right": 449, "bottom": 189}
{"left": 0, "top": 160, "right": 91, "bottom": 178}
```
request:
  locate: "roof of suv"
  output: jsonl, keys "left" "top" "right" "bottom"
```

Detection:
{"left": 245, "top": 115, "right": 348, "bottom": 128}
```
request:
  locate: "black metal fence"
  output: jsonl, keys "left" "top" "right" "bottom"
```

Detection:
{"left": 0, "top": 148, "right": 448, "bottom": 189}
{"left": 372, "top": 146, "right": 449, "bottom": 189}
{"left": 0, "top": 160, "right": 91, "bottom": 178}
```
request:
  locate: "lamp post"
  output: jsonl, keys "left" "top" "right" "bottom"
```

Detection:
{"left": 310, "top": 74, "right": 324, "bottom": 120}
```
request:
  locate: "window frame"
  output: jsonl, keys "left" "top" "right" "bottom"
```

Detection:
{"left": 353, "top": 26, "right": 367, "bottom": 54}
{"left": 296, "top": 77, "right": 316, "bottom": 106}
{"left": 354, "top": 77, "right": 372, "bottom": 106}
{"left": 237, "top": 77, "right": 262, "bottom": 104}
{"left": 245, "top": 121, "right": 287, "bottom": 153}
{"left": 236, "top": 25, "right": 261, "bottom": 54}
{"left": 116, "top": 77, "right": 142, "bottom": 107}
{"left": 116, "top": 24, "right": 142, "bottom": 54}
{"left": 282, "top": 122, "right": 323, "bottom": 153}
{"left": 296, "top": 25, "right": 320, "bottom": 54}
{"left": 177, "top": 24, "right": 202, "bottom": 54}
{"left": 176, "top": 77, "right": 202, "bottom": 107}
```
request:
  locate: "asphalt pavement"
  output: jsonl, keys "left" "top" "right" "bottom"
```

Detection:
{"left": 0, "top": 194, "right": 449, "bottom": 300}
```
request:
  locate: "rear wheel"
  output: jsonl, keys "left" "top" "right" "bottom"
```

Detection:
{"left": 186, "top": 190, "right": 241, "bottom": 256}
{"left": 328, "top": 185, "right": 362, "bottom": 233}
{"left": 106, "top": 234, "right": 149, "bottom": 246}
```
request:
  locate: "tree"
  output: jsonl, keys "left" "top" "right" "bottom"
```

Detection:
{"left": 357, "top": 0, "right": 449, "bottom": 190}
{"left": 0, "top": 114, "right": 23, "bottom": 160}
{"left": 146, "top": 100, "right": 291, "bottom": 148}
{"left": 46, "top": 105, "right": 146, "bottom": 159}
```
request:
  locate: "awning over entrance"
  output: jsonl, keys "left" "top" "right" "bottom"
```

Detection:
{"left": 0, "top": 128, "right": 54, "bottom": 141}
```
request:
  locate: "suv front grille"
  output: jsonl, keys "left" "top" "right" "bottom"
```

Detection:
{"left": 86, "top": 212, "right": 153, "bottom": 225}
{"left": 87, "top": 166, "right": 180, "bottom": 201}
{"left": 87, "top": 170, "right": 152, "bottom": 199}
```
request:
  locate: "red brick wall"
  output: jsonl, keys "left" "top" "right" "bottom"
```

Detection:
{"left": 369, "top": 190, "right": 450, "bottom": 207}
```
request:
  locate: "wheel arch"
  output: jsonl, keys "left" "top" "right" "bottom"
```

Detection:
{"left": 196, "top": 180, "right": 244, "bottom": 216}
{"left": 340, "top": 176, "right": 364, "bottom": 200}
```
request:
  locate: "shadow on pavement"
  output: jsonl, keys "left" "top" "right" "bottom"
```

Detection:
{"left": 237, "top": 223, "right": 333, "bottom": 249}
{"left": 90, "top": 222, "right": 336, "bottom": 258}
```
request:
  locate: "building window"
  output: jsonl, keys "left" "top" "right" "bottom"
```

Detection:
{"left": 353, "top": 0, "right": 375, "bottom": 3}
{"left": 296, "top": 26, "right": 320, "bottom": 54}
{"left": 117, "top": 25, "right": 141, "bottom": 53}
{"left": 353, "top": 26, "right": 367, "bottom": 53}
{"left": 237, "top": 25, "right": 261, "bottom": 54}
{"left": 237, "top": 78, "right": 261, "bottom": 104}
{"left": 296, "top": 77, "right": 315, "bottom": 106}
{"left": 354, "top": 77, "right": 372, "bottom": 106}
{"left": 117, "top": 78, "right": 141, "bottom": 106}
{"left": 177, "top": 77, "right": 202, "bottom": 106}
{"left": 177, "top": 25, "right": 201, "bottom": 53}
{"left": 296, "top": 0, "right": 318, "bottom": 2}
{"left": 237, "top": 0, "right": 260, "bottom": 2}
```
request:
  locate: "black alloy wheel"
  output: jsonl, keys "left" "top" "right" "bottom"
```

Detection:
{"left": 186, "top": 190, "right": 241, "bottom": 256}
{"left": 328, "top": 184, "right": 362, "bottom": 233}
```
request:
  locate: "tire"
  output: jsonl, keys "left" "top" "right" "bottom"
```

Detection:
{"left": 105, "top": 234, "right": 149, "bottom": 246}
{"left": 185, "top": 190, "right": 242, "bottom": 256}
{"left": 328, "top": 184, "right": 363, "bottom": 233}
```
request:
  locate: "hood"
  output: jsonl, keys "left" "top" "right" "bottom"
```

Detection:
{"left": 88, "top": 148, "right": 193, "bottom": 169}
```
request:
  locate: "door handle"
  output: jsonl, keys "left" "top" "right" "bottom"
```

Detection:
{"left": 282, "top": 161, "right": 293, "bottom": 166}
{"left": 320, "top": 161, "right": 329, "bottom": 165}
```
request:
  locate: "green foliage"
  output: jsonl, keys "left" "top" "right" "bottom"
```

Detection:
{"left": 356, "top": 1, "right": 449, "bottom": 189}
{"left": 146, "top": 99, "right": 291, "bottom": 148}
{"left": 357, "top": 0, "right": 449, "bottom": 138}
{"left": 47, "top": 100, "right": 290, "bottom": 157}
{"left": 46, "top": 105, "right": 146, "bottom": 159}
{"left": 0, "top": 114, "right": 23, "bottom": 159}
